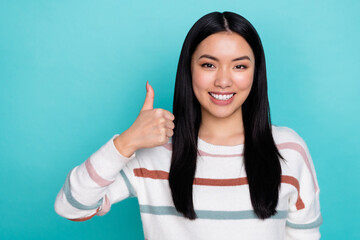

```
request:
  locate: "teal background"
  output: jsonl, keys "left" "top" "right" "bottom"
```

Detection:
{"left": 0, "top": 0, "right": 359, "bottom": 239}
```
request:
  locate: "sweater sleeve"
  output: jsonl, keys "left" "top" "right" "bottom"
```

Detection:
{"left": 284, "top": 130, "right": 322, "bottom": 239}
{"left": 54, "top": 134, "right": 138, "bottom": 221}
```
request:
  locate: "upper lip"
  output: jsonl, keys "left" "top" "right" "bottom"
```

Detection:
{"left": 209, "top": 91, "right": 235, "bottom": 95}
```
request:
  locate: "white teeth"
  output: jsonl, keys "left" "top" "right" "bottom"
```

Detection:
{"left": 210, "top": 93, "right": 234, "bottom": 100}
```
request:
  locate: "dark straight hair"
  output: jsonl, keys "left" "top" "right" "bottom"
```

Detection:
{"left": 169, "top": 11, "right": 283, "bottom": 220}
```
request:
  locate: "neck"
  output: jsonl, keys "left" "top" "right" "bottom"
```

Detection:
{"left": 198, "top": 108, "right": 245, "bottom": 146}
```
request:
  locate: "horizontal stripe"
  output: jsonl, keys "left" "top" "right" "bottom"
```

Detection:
{"left": 286, "top": 214, "right": 323, "bottom": 229}
{"left": 198, "top": 149, "right": 243, "bottom": 158}
{"left": 163, "top": 143, "right": 243, "bottom": 158}
{"left": 139, "top": 205, "right": 288, "bottom": 220}
{"left": 163, "top": 141, "right": 319, "bottom": 192}
{"left": 277, "top": 142, "right": 319, "bottom": 192}
{"left": 195, "top": 176, "right": 248, "bottom": 186}
{"left": 85, "top": 158, "right": 114, "bottom": 187}
{"left": 134, "top": 168, "right": 168, "bottom": 180}
{"left": 120, "top": 170, "right": 136, "bottom": 197}
{"left": 64, "top": 169, "right": 103, "bottom": 210}
{"left": 134, "top": 168, "right": 304, "bottom": 210}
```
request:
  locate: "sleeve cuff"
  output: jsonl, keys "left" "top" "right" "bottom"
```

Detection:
{"left": 286, "top": 214, "right": 323, "bottom": 229}
{"left": 87, "top": 134, "right": 136, "bottom": 181}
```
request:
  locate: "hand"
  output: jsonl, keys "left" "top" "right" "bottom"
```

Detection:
{"left": 114, "top": 81, "right": 175, "bottom": 157}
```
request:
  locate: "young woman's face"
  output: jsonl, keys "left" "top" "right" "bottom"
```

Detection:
{"left": 191, "top": 31, "right": 255, "bottom": 120}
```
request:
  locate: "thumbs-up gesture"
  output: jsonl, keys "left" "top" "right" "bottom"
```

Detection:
{"left": 113, "top": 82, "right": 175, "bottom": 157}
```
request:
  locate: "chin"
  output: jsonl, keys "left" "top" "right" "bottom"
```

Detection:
{"left": 205, "top": 108, "right": 240, "bottom": 119}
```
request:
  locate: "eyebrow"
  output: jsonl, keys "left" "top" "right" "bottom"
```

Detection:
{"left": 198, "top": 54, "right": 251, "bottom": 62}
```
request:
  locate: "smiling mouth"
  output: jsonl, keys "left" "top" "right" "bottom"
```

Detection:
{"left": 209, "top": 92, "right": 235, "bottom": 101}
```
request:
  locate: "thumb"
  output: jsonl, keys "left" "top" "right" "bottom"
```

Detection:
{"left": 141, "top": 81, "right": 154, "bottom": 111}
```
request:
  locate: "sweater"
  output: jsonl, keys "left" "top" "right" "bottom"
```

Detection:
{"left": 54, "top": 125, "right": 322, "bottom": 240}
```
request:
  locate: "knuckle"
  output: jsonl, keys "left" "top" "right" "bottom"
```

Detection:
{"left": 158, "top": 128, "right": 166, "bottom": 138}
{"left": 157, "top": 118, "right": 165, "bottom": 125}
{"left": 159, "top": 128, "right": 166, "bottom": 135}
{"left": 154, "top": 108, "right": 163, "bottom": 116}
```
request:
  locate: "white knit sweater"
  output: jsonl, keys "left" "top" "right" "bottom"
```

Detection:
{"left": 54, "top": 126, "right": 322, "bottom": 240}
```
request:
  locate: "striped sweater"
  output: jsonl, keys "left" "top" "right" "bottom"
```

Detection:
{"left": 54, "top": 126, "right": 322, "bottom": 239}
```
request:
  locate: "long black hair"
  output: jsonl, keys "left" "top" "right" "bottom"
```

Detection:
{"left": 169, "top": 11, "right": 283, "bottom": 220}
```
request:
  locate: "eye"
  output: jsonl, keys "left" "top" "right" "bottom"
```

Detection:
{"left": 234, "top": 65, "right": 247, "bottom": 70}
{"left": 201, "top": 63, "right": 215, "bottom": 68}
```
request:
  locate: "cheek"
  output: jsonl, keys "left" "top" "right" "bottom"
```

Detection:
{"left": 192, "top": 69, "right": 212, "bottom": 96}
{"left": 233, "top": 71, "right": 254, "bottom": 90}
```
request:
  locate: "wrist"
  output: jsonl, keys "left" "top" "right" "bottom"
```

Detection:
{"left": 113, "top": 130, "right": 137, "bottom": 158}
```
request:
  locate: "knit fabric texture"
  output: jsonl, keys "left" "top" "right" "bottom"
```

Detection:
{"left": 54, "top": 125, "right": 322, "bottom": 240}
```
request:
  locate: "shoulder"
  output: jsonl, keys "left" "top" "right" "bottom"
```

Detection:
{"left": 271, "top": 126, "right": 320, "bottom": 194}
{"left": 271, "top": 125, "right": 307, "bottom": 147}
{"left": 271, "top": 125, "right": 315, "bottom": 174}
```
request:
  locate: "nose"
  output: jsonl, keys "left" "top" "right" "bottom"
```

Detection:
{"left": 214, "top": 67, "right": 232, "bottom": 89}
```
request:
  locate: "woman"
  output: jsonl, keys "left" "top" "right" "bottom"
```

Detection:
{"left": 55, "top": 11, "right": 322, "bottom": 239}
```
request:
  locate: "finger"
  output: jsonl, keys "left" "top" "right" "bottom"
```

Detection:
{"left": 141, "top": 81, "right": 154, "bottom": 111}
{"left": 165, "top": 128, "right": 174, "bottom": 137}
{"left": 165, "top": 120, "right": 175, "bottom": 129}
{"left": 162, "top": 110, "right": 175, "bottom": 121}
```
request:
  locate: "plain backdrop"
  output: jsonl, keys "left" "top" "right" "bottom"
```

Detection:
{"left": 0, "top": 0, "right": 359, "bottom": 239}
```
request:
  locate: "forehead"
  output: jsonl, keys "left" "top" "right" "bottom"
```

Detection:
{"left": 193, "top": 31, "right": 254, "bottom": 60}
